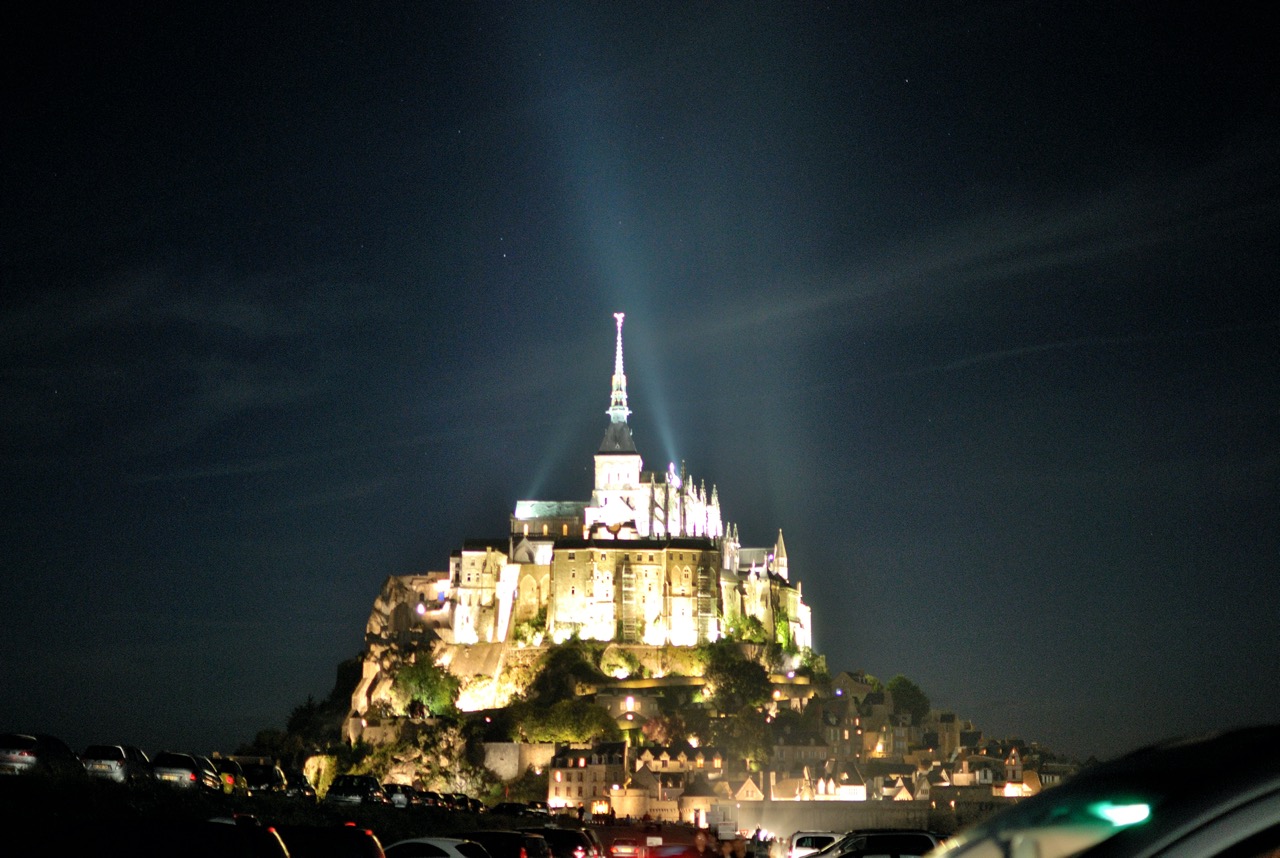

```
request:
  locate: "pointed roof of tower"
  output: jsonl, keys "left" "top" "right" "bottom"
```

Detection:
{"left": 776, "top": 529, "right": 788, "bottom": 560}
{"left": 599, "top": 312, "right": 638, "bottom": 454}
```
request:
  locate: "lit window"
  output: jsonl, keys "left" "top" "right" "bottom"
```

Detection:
{"left": 542, "top": 524, "right": 548, "bottom": 535}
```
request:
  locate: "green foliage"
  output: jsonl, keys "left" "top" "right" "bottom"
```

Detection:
{"left": 525, "top": 641, "right": 607, "bottom": 704}
{"left": 712, "top": 706, "right": 773, "bottom": 771}
{"left": 887, "top": 674, "right": 931, "bottom": 724}
{"left": 599, "top": 645, "right": 645, "bottom": 679}
{"left": 513, "top": 606, "right": 548, "bottom": 645}
{"left": 510, "top": 699, "right": 620, "bottom": 743}
{"left": 724, "top": 614, "right": 768, "bottom": 644}
{"left": 774, "top": 602, "right": 795, "bottom": 653}
{"left": 394, "top": 659, "right": 462, "bottom": 717}
{"left": 699, "top": 640, "right": 772, "bottom": 712}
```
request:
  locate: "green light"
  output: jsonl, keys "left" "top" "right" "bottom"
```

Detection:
{"left": 1088, "top": 801, "right": 1151, "bottom": 827}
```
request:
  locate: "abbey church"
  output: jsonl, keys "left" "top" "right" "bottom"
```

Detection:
{"left": 355, "top": 314, "right": 812, "bottom": 723}
{"left": 448, "top": 314, "right": 812, "bottom": 651}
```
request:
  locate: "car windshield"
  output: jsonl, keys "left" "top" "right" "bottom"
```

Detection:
{"left": 83, "top": 745, "right": 124, "bottom": 760}
{"left": 152, "top": 752, "right": 194, "bottom": 767}
{"left": 938, "top": 780, "right": 1161, "bottom": 858}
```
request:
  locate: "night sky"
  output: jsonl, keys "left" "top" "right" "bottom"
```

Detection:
{"left": 3, "top": 3, "right": 1276, "bottom": 762}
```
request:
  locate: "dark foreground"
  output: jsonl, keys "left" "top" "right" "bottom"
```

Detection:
{"left": 0, "top": 773, "right": 695, "bottom": 855}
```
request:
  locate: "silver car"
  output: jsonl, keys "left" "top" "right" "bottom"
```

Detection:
{"left": 151, "top": 750, "right": 221, "bottom": 791}
{"left": 0, "top": 733, "right": 83, "bottom": 777}
{"left": 81, "top": 744, "right": 151, "bottom": 784}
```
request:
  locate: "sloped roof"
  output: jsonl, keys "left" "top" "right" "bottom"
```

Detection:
{"left": 599, "top": 422, "right": 638, "bottom": 453}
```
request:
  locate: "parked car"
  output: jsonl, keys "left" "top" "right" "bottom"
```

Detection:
{"left": 238, "top": 758, "right": 288, "bottom": 796}
{"left": 325, "top": 773, "right": 391, "bottom": 806}
{"left": 520, "top": 827, "right": 594, "bottom": 858}
{"left": 931, "top": 724, "right": 1280, "bottom": 858}
{"left": 47, "top": 819, "right": 290, "bottom": 856}
{"left": 386, "top": 837, "right": 492, "bottom": 858}
{"left": 80, "top": 743, "right": 151, "bottom": 784}
{"left": 283, "top": 767, "right": 318, "bottom": 802}
{"left": 151, "top": 751, "right": 221, "bottom": 791}
{"left": 384, "top": 782, "right": 423, "bottom": 808}
{"left": 213, "top": 756, "right": 249, "bottom": 795}
{"left": 789, "top": 833, "right": 841, "bottom": 858}
{"left": 813, "top": 830, "right": 941, "bottom": 858}
{"left": 609, "top": 837, "right": 641, "bottom": 858}
{"left": 277, "top": 824, "right": 387, "bottom": 858}
{"left": 0, "top": 733, "right": 84, "bottom": 777}
{"left": 467, "top": 829, "right": 553, "bottom": 858}
{"left": 582, "top": 828, "right": 606, "bottom": 858}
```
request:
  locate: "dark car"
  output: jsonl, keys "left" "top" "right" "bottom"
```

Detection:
{"left": 814, "top": 831, "right": 941, "bottom": 858}
{"left": 0, "top": 733, "right": 84, "bottom": 777}
{"left": 520, "top": 828, "right": 594, "bottom": 858}
{"left": 467, "top": 829, "right": 553, "bottom": 858}
{"left": 931, "top": 724, "right": 1280, "bottom": 858}
{"left": 151, "top": 751, "right": 222, "bottom": 791}
{"left": 48, "top": 819, "right": 290, "bottom": 856}
{"left": 239, "top": 759, "right": 288, "bottom": 796}
{"left": 80, "top": 743, "right": 151, "bottom": 784}
{"left": 278, "top": 824, "right": 387, "bottom": 858}
{"left": 325, "top": 773, "right": 391, "bottom": 806}
{"left": 284, "top": 767, "right": 318, "bottom": 802}
{"left": 384, "top": 782, "right": 423, "bottom": 808}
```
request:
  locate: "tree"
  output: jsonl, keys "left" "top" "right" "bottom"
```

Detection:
{"left": 512, "top": 699, "right": 620, "bottom": 743}
{"left": 887, "top": 674, "right": 930, "bottom": 724}
{"left": 526, "top": 641, "right": 607, "bottom": 705}
{"left": 700, "top": 640, "right": 771, "bottom": 711}
{"left": 641, "top": 712, "right": 687, "bottom": 745}
{"left": 725, "top": 614, "right": 768, "bottom": 644}
{"left": 394, "top": 659, "right": 462, "bottom": 717}
{"left": 712, "top": 707, "right": 773, "bottom": 771}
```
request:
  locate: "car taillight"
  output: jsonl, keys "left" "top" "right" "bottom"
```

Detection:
{"left": 188, "top": 772, "right": 197, "bottom": 782}
{"left": 521, "top": 848, "right": 528, "bottom": 858}
{"left": 575, "top": 848, "right": 586, "bottom": 858}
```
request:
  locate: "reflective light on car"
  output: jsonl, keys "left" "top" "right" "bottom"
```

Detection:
{"left": 1088, "top": 801, "right": 1151, "bottom": 827}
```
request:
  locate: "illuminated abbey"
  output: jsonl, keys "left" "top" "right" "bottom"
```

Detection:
{"left": 445, "top": 313, "right": 812, "bottom": 651}
{"left": 353, "top": 314, "right": 813, "bottom": 729}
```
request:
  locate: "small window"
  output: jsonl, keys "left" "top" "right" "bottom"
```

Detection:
{"left": 568, "top": 552, "right": 575, "bottom": 560}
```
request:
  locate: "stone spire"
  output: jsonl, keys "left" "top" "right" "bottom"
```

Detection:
{"left": 607, "top": 311, "right": 631, "bottom": 424}
{"left": 774, "top": 529, "right": 789, "bottom": 580}
{"left": 598, "top": 312, "right": 638, "bottom": 453}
